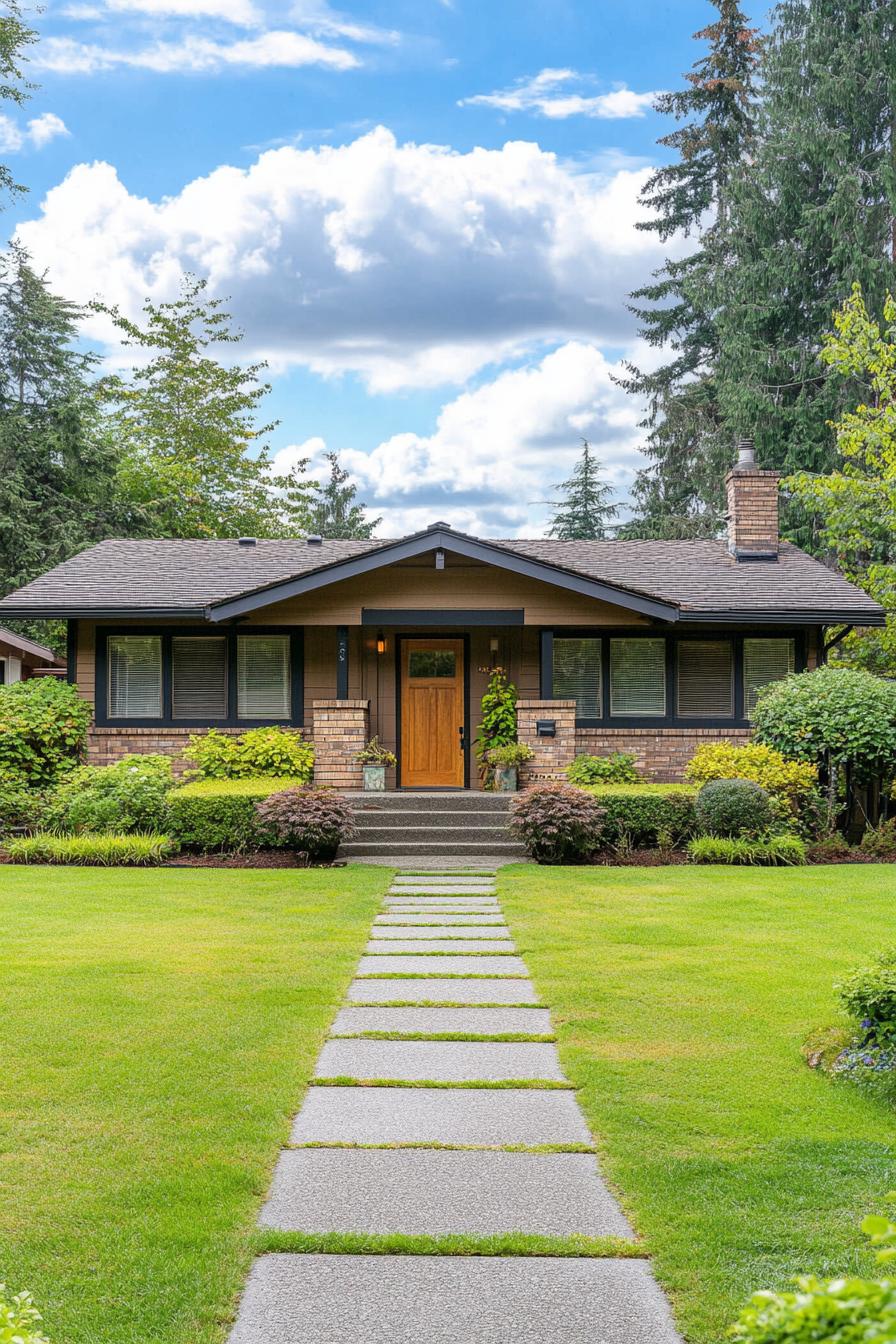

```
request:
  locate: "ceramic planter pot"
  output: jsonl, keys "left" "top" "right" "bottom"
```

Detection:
{"left": 363, "top": 764, "right": 386, "bottom": 791}
{"left": 494, "top": 765, "right": 518, "bottom": 793}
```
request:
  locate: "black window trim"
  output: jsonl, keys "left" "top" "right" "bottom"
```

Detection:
{"left": 541, "top": 627, "right": 805, "bottom": 728}
{"left": 95, "top": 625, "right": 304, "bottom": 728}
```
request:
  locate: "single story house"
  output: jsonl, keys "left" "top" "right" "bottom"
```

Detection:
{"left": 0, "top": 448, "right": 883, "bottom": 786}
{"left": 0, "top": 626, "right": 65, "bottom": 683}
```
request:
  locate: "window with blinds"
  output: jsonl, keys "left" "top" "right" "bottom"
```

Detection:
{"left": 172, "top": 637, "right": 228, "bottom": 719}
{"left": 108, "top": 635, "right": 163, "bottom": 719}
{"left": 677, "top": 640, "right": 734, "bottom": 718}
{"left": 238, "top": 635, "right": 291, "bottom": 719}
{"left": 553, "top": 638, "right": 602, "bottom": 718}
{"left": 610, "top": 638, "right": 666, "bottom": 717}
{"left": 744, "top": 638, "right": 795, "bottom": 718}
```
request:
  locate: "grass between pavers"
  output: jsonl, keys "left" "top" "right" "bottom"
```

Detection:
{"left": 0, "top": 864, "right": 390, "bottom": 1344}
{"left": 327, "top": 1031, "right": 557, "bottom": 1042}
{"left": 362, "top": 949, "right": 519, "bottom": 956}
{"left": 288, "top": 1141, "right": 598, "bottom": 1154}
{"left": 354, "top": 972, "right": 530, "bottom": 979}
{"left": 252, "top": 1229, "right": 639, "bottom": 1258}
{"left": 311, "top": 1076, "right": 574, "bottom": 1089}
{"left": 498, "top": 863, "right": 896, "bottom": 1344}
{"left": 349, "top": 999, "right": 546, "bottom": 1008}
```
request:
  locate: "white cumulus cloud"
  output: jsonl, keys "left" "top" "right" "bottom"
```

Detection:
{"left": 270, "top": 341, "right": 645, "bottom": 536}
{"left": 16, "top": 126, "right": 677, "bottom": 392}
{"left": 0, "top": 112, "right": 70, "bottom": 152}
{"left": 460, "top": 68, "right": 658, "bottom": 120}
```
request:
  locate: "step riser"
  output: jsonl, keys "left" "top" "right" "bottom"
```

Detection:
{"left": 341, "top": 843, "right": 527, "bottom": 857}
{"left": 350, "top": 828, "right": 517, "bottom": 846}
{"left": 352, "top": 794, "right": 513, "bottom": 813}
{"left": 352, "top": 811, "right": 513, "bottom": 829}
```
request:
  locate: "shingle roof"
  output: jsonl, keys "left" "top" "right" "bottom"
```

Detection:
{"left": 0, "top": 529, "right": 883, "bottom": 625}
{"left": 0, "top": 625, "right": 62, "bottom": 663}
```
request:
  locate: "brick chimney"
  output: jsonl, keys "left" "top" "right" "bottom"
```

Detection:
{"left": 726, "top": 439, "right": 780, "bottom": 560}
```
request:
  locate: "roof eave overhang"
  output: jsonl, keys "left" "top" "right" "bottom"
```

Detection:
{"left": 0, "top": 606, "right": 208, "bottom": 620}
{"left": 205, "top": 528, "right": 681, "bottom": 624}
{"left": 683, "top": 609, "right": 888, "bottom": 627}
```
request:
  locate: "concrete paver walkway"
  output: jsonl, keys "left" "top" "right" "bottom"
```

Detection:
{"left": 227, "top": 869, "right": 683, "bottom": 1343}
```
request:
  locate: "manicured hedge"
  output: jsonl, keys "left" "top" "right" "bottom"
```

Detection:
{"left": 166, "top": 777, "right": 307, "bottom": 852}
{"left": 7, "top": 832, "right": 174, "bottom": 866}
{"left": 584, "top": 783, "right": 697, "bottom": 847}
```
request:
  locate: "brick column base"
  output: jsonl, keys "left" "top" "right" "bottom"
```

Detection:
{"left": 312, "top": 700, "right": 370, "bottom": 790}
{"left": 516, "top": 699, "right": 577, "bottom": 786}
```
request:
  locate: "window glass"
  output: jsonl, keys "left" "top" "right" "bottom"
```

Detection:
{"left": 610, "top": 638, "right": 666, "bottom": 717}
{"left": 553, "top": 637, "right": 602, "bottom": 718}
{"left": 172, "top": 637, "right": 228, "bottom": 719}
{"left": 409, "top": 650, "right": 456, "bottom": 677}
{"left": 238, "top": 635, "right": 291, "bottom": 719}
{"left": 108, "top": 635, "right": 162, "bottom": 719}
{"left": 677, "top": 640, "right": 734, "bottom": 717}
{"left": 744, "top": 638, "right": 795, "bottom": 718}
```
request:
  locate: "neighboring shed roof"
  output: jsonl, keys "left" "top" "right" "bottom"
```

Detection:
{"left": 0, "top": 625, "right": 63, "bottom": 664}
{"left": 0, "top": 525, "right": 884, "bottom": 626}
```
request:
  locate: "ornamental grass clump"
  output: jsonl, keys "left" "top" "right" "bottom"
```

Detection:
{"left": 510, "top": 783, "right": 605, "bottom": 864}
{"left": 730, "top": 1198, "right": 896, "bottom": 1343}
{"left": 694, "top": 778, "right": 776, "bottom": 839}
{"left": 255, "top": 787, "right": 356, "bottom": 860}
{"left": 687, "top": 834, "right": 806, "bottom": 866}
{"left": 6, "top": 832, "right": 174, "bottom": 866}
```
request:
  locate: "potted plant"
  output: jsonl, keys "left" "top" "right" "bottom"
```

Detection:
{"left": 355, "top": 737, "right": 397, "bottom": 791}
{"left": 485, "top": 742, "right": 534, "bottom": 793}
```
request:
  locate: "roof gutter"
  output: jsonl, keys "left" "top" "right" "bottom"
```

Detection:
{"left": 0, "top": 607, "right": 208, "bottom": 620}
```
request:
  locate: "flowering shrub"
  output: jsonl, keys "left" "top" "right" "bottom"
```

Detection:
{"left": 255, "top": 788, "right": 356, "bottom": 859}
{"left": 730, "top": 1199, "right": 896, "bottom": 1342}
{"left": 0, "top": 1284, "right": 49, "bottom": 1344}
{"left": 685, "top": 741, "right": 817, "bottom": 801}
{"left": 567, "top": 753, "right": 639, "bottom": 786}
{"left": 0, "top": 678, "right": 92, "bottom": 788}
{"left": 510, "top": 784, "right": 605, "bottom": 863}
{"left": 694, "top": 778, "right": 775, "bottom": 838}
{"left": 184, "top": 727, "right": 314, "bottom": 782}
{"left": 837, "top": 948, "right": 896, "bottom": 1047}
{"left": 42, "top": 754, "right": 173, "bottom": 834}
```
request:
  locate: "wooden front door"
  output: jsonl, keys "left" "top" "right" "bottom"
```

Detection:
{"left": 400, "top": 638, "right": 466, "bottom": 788}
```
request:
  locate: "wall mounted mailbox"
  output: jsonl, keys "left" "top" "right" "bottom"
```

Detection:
{"left": 536, "top": 719, "right": 556, "bottom": 737}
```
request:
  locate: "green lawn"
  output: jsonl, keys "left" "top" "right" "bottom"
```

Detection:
{"left": 0, "top": 865, "right": 388, "bottom": 1344}
{"left": 499, "top": 863, "right": 896, "bottom": 1344}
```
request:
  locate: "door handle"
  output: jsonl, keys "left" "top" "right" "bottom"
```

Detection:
{"left": 458, "top": 725, "right": 466, "bottom": 753}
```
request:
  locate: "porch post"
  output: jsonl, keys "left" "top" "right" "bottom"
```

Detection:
{"left": 312, "top": 699, "right": 369, "bottom": 790}
{"left": 516, "top": 699, "right": 577, "bottom": 786}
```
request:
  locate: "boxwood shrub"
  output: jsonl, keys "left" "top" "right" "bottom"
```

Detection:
{"left": 584, "top": 783, "right": 697, "bottom": 848}
{"left": 166, "top": 777, "right": 308, "bottom": 852}
{"left": 694, "top": 778, "right": 775, "bottom": 838}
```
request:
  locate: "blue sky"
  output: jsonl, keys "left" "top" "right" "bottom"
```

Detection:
{"left": 7, "top": 0, "right": 723, "bottom": 535}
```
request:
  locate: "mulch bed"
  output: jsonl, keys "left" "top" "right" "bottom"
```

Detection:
{"left": 165, "top": 850, "right": 343, "bottom": 869}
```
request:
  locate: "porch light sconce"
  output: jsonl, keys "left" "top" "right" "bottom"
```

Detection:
{"left": 435, "top": 548, "right": 445, "bottom": 570}
{"left": 376, "top": 631, "right": 386, "bottom": 656}
{"left": 536, "top": 719, "right": 557, "bottom": 738}
{"left": 489, "top": 635, "right": 500, "bottom": 669}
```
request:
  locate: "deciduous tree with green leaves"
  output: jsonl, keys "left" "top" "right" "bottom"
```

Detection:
{"left": 93, "top": 276, "right": 309, "bottom": 540}
{"left": 788, "top": 284, "right": 896, "bottom": 671}
{"left": 547, "top": 440, "right": 618, "bottom": 540}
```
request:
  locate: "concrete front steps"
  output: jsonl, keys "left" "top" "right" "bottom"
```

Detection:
{"left": 341, "top": 791, "right": 527, "bottom": 861}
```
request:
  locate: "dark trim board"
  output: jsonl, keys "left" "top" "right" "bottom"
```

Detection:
{"left": 395, "top": 632, "right": 471, "bottom": 790}
{"left": 540, "top": 626, "right": 807, "bottom": 729}
{"left": 362, "top": 608, "right": 524, "bottom": 627}
{"left": 66, "top": 620, "right": 78, "bottom": 685}
{"left": 94, "top": 625, "right": 304, "bottom": 729}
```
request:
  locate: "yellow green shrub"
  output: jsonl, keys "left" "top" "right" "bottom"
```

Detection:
{"left": 685, "top": 741, "right": 816, "bottom": 800}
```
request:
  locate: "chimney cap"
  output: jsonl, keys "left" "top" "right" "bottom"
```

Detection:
{"left": 735, "top": 438, "right": 756, "bottom": 470}
{"left": 306, "top": 534, "right": 323, "bottom": 545}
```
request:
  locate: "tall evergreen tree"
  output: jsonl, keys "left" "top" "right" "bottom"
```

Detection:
{"left": 0, "top": 243, "right": 123, "bottom": 611}
{"left": 547, "top": 440, "right": 619, "bottom": 540}
{"left": 620, "top": 1, "right": 761, "bottom": 537}
{"left": 308, "top": 451, "right": 380, "bottom": 539}
{"left": 715, "top": 0, "right": 896, "bottom": 546}
{"left": 0, "top": 0, "right": 37, "bottom": 207}
{"left": 94, "top": 276, "right": 298, "bottom": 539}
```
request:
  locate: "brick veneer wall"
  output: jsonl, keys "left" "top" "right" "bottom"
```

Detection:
{"left": 312, "top": 699, "right": 369, "bottom": 790}
{"left": 576, "top": 726, "right": 753, "bottom": 782}
{"left": 86, "top": 726, "right": 234, "bottom": 776}
{"left": 516, "top": 699, "right": 577, "bottom": 784}
{"left": 726, "top": 466, "right": 781, "bottom": 555}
